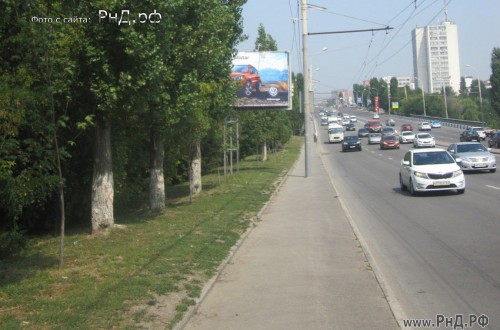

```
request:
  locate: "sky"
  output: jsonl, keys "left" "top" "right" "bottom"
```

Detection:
{"left": 237, "top": 0, "right": 500, "bottom": 96}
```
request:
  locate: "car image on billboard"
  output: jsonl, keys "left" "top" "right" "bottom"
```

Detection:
{"left": 231, "top": 51, "right": 290, "bottom": 109}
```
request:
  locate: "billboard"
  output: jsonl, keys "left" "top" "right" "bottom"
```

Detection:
{"left": 231, "top": 51, "right": 291, "bottom": 109}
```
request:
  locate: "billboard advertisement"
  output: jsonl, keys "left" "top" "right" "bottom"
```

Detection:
{"left": 231, "top": 51, "right": 291, "bottom": 109}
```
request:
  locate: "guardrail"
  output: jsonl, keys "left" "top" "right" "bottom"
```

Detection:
{"left": 391, "top": 113, "right": 485, "bottom": 130}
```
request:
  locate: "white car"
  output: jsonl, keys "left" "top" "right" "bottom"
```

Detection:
{"left": 418, "top": 122, "right": 432, "bottom": 131}
{"left": 399, "top": 131, "right": 415, "bottom": 143}
{"left": 399, "top": 149, "right": 465, "bottom": 195}
{"left": 328, "top": 125, "right": 344, "bottom": 143}
{"left": 343, "top": 114, "right": 350, "bottom": 119}
{"left": 413, "top": 133, "right": 435, "bottom": 148}
{"left": 350, "top": 115, "right": 357, "bottom": 123}
{"left": 342, "top": 118, "right": 351, "bottom": 126}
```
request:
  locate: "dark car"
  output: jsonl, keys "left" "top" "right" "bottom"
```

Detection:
{"left": 358, "top": 128, "right": 369, "bottom": 137}
{"left": 401, "top": 124, "right": 413, "bottom": 132}
{"left": 230, "top": 64, "right": 261, "bottom": 96}
{"left": 380, "top": 135, "right": 400, "bottom": 150}
{"left": 342, "top": 135, "right": 362, "bottom": 152}
{"left": 345, "top": 123, "right": 356, "bottom": 131}
{"left": 488, "top": 132, "right": 500, "bottom": 148}
{"left": 460, "top": 130, "right": 480, "bottom": 142}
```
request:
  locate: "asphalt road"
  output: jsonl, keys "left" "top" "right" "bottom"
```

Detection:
{"left": 317, "top": 108, "right": 500, "bottom": 329}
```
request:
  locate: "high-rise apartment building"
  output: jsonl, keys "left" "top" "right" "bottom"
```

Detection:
{"left": 412, "top": 20, "right": 460, "bottom": 94}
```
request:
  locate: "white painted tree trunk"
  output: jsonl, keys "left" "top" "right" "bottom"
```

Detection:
{"left": 91, "top": 116, "right": 114, "bottom": 233}
{"left": 262, "top": 141, "right": 268, "bottom": 162}
{"left": 149, "top": 131, "right": 165, "bottom": 212}
{"left": 190, "top": 142, "right": 202, "bottom": 195}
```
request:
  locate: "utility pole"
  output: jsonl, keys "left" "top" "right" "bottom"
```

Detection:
{"left": 301, "top": 0, "right": 311, "bottom": 177}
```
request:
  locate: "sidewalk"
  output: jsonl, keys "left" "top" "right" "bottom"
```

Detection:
{"left": 179, "top": 142, "right": 400, "bottom": 330}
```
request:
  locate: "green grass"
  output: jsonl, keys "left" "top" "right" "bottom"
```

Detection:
{"left": 0, "top": 136, "right": 302, "bottom": 329}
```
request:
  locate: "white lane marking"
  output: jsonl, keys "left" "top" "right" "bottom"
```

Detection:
{"left": 486, "top": 185, "right": 500, "bottom": 190}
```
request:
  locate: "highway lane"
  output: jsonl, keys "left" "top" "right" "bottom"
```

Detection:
{"left": 316, "top": 108, "right": 500, "bottom": 329}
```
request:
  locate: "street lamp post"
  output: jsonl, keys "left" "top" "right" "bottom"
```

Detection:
{"left": 442, "top": 82, "right": 449, "bottom": 119}
{"left": 466, "top": 64, "right": 484, "bottom": 127}
{"left": 414, "top": 77, "right": 426, "bottom": 117}
{"left": 301, "top": 0, "right": 311, "bottom": 177}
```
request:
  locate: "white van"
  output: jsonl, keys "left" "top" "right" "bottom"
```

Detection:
{"left": 328, "top": 124, "right": 344, "bottom": 143}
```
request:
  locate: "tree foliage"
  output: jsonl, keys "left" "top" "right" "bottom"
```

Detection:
{"left": 490, "top": 47, "right": 500, "bottom": 116}
{"left": 0, "top": 0, "right": 249, "bottom": 256}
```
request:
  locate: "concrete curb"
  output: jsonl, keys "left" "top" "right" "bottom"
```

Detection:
{"left": 174, "top": 147, "right": 304, "bottom": 330}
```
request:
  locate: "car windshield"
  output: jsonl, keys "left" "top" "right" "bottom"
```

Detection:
{"left": 413, "top": 151, "right": 455, "bottom": 165}
{"left": 369, "top": 133, "right": 381, "bottom": 137}
{"left": 418, "top": 133, "right": 431, "bottom": 139}
{"left": 456, "top": 144, "right": 487, "bottom": 153}
{"left": 231, "top": 65, "right": 248, "bottom": 73}
{"left": 402, "top": 132, "right": 413, "bottom": 136}
{"left": 329, "top": 128, "right": 343, "bottom": 133}
{"left": 384, "top": 136, "right": 397, "bottom": 141}
{"left": 345, "top": 136, "right": 358, "bottom": 142}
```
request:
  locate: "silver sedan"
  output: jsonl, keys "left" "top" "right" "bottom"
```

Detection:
{"left": 368, "top": 133, "right": 382, "bottom": 145}
{"left": 447, "top": 142, "right": 496, "bottom": 173}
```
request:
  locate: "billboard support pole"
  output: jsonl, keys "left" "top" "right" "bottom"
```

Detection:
{"left": 301, "top": 0, "right": 311, "bottom": 177}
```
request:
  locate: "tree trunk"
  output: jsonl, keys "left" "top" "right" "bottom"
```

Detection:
{"left": 91, "top": 116, "right": 114, "bottom": 233}
{"left": 262, "top": 141, "right": 268, "bottom": 162}
{"left": 190, "top": 142, "right": 202, "bottom": 196}
{"left": 149, "top": 130, "right": 165, "bottom": 212}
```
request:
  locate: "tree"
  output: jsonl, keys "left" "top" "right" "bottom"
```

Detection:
{"left": 255, "top": 23, "right": 277, "bottom": 51}
{"left": 459, "top": 77, "right": 468, "bottom": 96}
{"left": 490, "top": 47, "right": 500, "bottom": 116}
{"left": 460, "top": 98, "right": 480, "bottom": 121}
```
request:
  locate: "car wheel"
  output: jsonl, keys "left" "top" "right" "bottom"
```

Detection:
{"left": 268, "top": 86, "right": 279, "bottom": 97}
{"left": 399, "top": 174, "right": 407, "bottom": 191}
{"left": 358, "top": 146, "right": 362, "bottom": 151}
{"left": 244, "top": 80, "right": 252, "bottom": 96}
{"left": 256, "top": 82, "right": 262, "bottom": 92}
{"left": 409, "top": 179, "right": 417, "bottom": 196}
{"left": 457, "top": 188, "right": 465, "bottom": 194}
{"left": 490, "top": 169, "right": 496, "bottom": 173}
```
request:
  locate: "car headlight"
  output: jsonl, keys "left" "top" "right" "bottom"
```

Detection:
{"left": 413, "top": 171, "right": 429, "bottom": 179}
{"left": 489, "top": 156, "right": 496, "bottom": 162}
{"left": 343, "top": 142, "right": 348, "bottom": 145}
{"left": 452, "top": 170, "right": 463, "bottom": 178}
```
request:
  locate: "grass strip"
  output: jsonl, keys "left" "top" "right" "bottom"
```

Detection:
{"left": 0, "top": 136, "right": 302, "bottom": 329}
